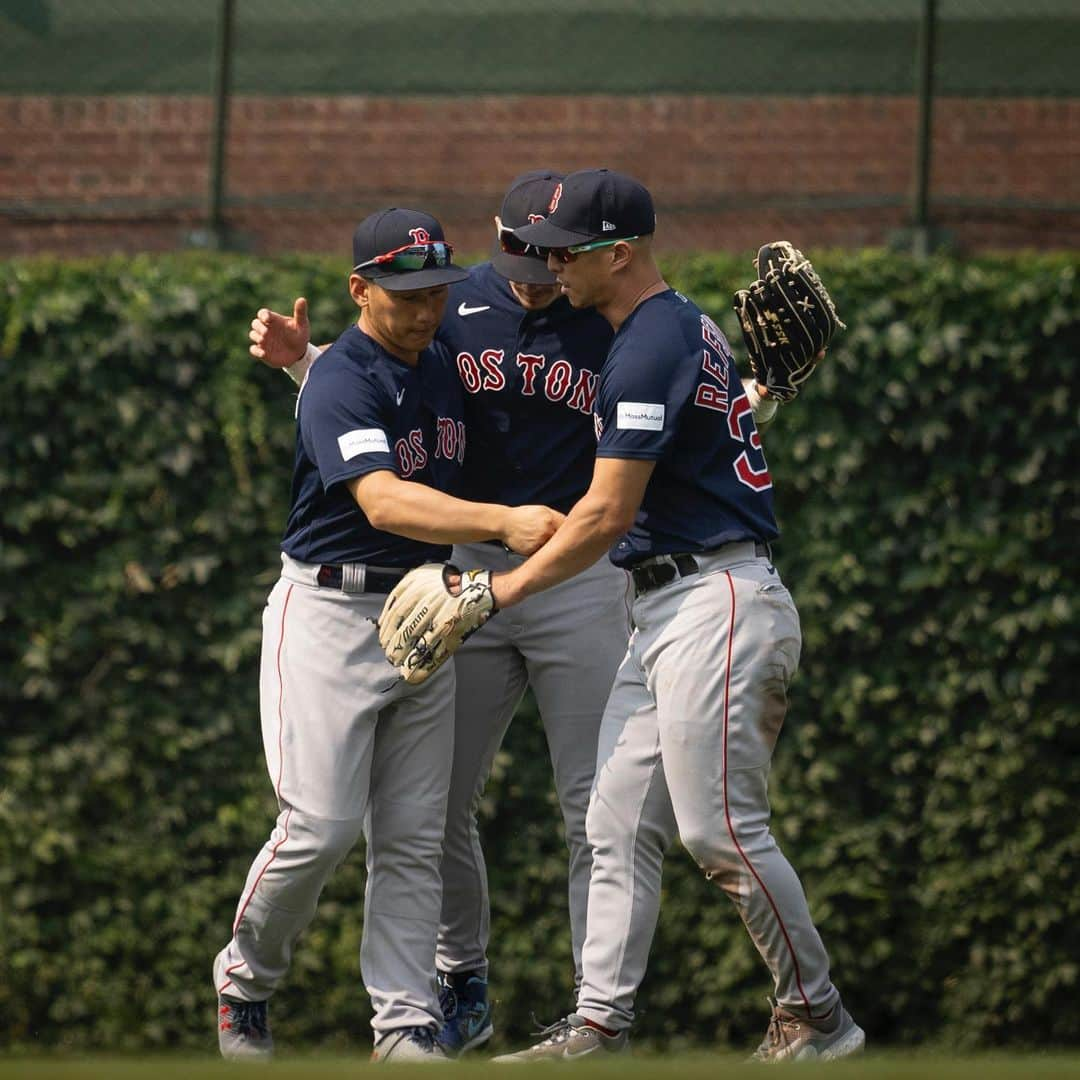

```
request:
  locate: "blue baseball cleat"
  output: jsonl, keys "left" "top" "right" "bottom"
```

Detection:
{"left": 436, "top": 971, "right": 494, "bottom": 1055}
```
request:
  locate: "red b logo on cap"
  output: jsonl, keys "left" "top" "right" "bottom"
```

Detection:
{"left": 548, "top": 183, "right": 563, "bottom": 214}
{"left": 409, "top": 227, "right": 431, "bottom": 244}
{"left": 527, "top": 213, "right": 545, "bottom": 223}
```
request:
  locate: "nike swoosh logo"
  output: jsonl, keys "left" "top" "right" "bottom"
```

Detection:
{"left": 563, "top": 1047, "right": 600, "bottom": 1060}
{"left": 457, "top": 302, "right": 491, "bottom": 317}
{"left": 396, "top": 388, "right": 405, "bottom": 405}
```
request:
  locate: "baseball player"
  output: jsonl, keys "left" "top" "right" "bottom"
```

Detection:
{"left": 441, "top": 169, "right": 864, "bottom": 1062}
{"left": 213, "top": 207, "right": 562, "bottom": 1063}
{"left": 249, "top": 172, "right": 781, "bottom": 1056}
{"left": 248, "top": 172, "right": 624, "bottom": 1054}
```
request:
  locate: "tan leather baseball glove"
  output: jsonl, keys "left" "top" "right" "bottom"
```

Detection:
{"left": 377, "top": 563, "right": 497, "bottom": 685}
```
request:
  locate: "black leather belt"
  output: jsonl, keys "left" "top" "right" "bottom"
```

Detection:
{"left": 631, "top": 542, "right": 769, "bottom": 597}
{"left": 316, "top": 564, "right": 407, "bottom": 593}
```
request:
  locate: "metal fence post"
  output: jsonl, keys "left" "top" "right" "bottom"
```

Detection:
{"left": 912, "top": 0, "right": 938, "bottom": 256}
{"left": 206, "top": 0, "right": 236, "bottom": 249}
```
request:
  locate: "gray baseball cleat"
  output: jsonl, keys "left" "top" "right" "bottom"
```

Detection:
{"left": 217, "top": 996, "right": 273, "bottom": 1060}
{"left": 749, "top": 999, "right": 865, "bottom": 1063}
{"left": 492, "top": 1014, "right": 629, "bottom": 1062}
{"left": 372, "top": 1026, "right": 450, "bottom": 1063}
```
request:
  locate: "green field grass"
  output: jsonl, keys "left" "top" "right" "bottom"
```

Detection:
{"left": 3, "top": 1054, "right": 1080, "bottom": 1080}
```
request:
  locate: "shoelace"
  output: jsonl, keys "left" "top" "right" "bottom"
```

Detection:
{"left": 437, "top": 980, "right": 458, "bottom": 1021}
{"left": 529, "top": 1015, "right": 576, "bottom": 1047}
{"left": 764, "top": 1000, "right": 802, "bottom": 1054}
{"left": 221, "top": 1001, "right": 269, "bottom": 1038}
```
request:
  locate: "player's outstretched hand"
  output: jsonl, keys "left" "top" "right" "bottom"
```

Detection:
{"left": 249, "top": 296, "right": 311, "bottom": 368}
{"left": 502, "top": 505, "right": 565, "bottom": 556}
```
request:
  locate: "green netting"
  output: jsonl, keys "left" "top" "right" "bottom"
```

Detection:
{"left": 1, "top": 0, "right": 1077, "bottom": 96}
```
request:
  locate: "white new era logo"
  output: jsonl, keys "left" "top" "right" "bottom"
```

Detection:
{"left": 601, "top": 220, "right": 616, "bottom": 231}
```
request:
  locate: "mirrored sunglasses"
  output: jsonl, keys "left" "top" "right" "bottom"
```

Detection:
{"left": 354, "top": 240, "right": 455, "bottom": 274}
{"left": 495, "top": 216, "right": 547, "bottom": 259}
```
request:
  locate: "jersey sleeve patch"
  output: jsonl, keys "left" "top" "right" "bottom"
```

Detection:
{"left": 337, "top": 428, "right": 390, "bottom": 460}
{"left": 616, "top": 401, "right": 665, "bottom": 431}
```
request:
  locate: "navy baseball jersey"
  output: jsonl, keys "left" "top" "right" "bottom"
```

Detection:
{"left": 439, "top": 263, "right": 613, "bottom": 513}
{"left": 281, "top": 324, "right": 466, "bottom": 568}
{"left": 595, "top": 290, "right": 780, "bottom": 567}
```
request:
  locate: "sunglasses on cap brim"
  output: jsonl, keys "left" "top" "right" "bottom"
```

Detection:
{"left": 353, "top": 240, "right": 455, "bottom": 274}
{"left": 495, "top": 216, "right": 548, "bottom": 259}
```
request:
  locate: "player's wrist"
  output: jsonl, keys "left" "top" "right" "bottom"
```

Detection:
{"left": 743, "top": 377, "right": 779, "bottom": 426}
{"left": 490, "top": 570, "right": 523, "bottom": 610}
{"left": 492, "top": 506, "right": 515, "bottom": 548}
{"left": 283, "top": 341, "right": 320, "bottom": 387}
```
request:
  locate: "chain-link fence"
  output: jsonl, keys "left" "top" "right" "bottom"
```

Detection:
{"left": 3, "top": 0, "right": 1078, "bottom": 96}
{"left": 1, "top": 0, "right": 1078, "bottom": 254}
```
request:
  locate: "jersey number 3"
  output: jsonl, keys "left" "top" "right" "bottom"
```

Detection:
{"left": 695, "top": 315, "right": 772, "bottom": 492}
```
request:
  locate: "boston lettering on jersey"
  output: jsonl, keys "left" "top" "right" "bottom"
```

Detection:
{"left": 439, "top": 262, "right": 613, "bottom": 513}
{"left": 281, "top": 324, "right": 465, "bottom": 568}
{"left": 594, "top": 290, "right": 780, "bottom": 568}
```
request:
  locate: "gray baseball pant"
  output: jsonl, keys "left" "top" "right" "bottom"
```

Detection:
{"left": 437, "top": 542, "right": 630, "bottom": 983}
{"left": 213, "top": 554, "right": 454, "bottom": 1038}
{"left": 575, "top": 544, "right": 841, "bottom": 1030}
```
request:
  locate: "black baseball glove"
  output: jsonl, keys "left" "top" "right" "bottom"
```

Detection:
{"left": 733, "top": 241, "right": 845, "bottom": 403}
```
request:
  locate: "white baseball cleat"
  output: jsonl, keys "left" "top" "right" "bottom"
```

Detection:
{"left": 492, "top": 1013, "right": 629, "bottom": 1062}
{"left": 372, "top": 1026, "right": 450, "bottom": 1063}
{"left": 217, "top": 996, "right": 273, "bottom": 1060}
{"left": 749, "top": 999, "right": 865, "bottom": 1063}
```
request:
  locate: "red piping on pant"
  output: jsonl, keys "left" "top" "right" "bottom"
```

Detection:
{"left": 720, "top": 570, "right": 817, "bottom": 1018}
{"left": 217, "top": 583, "right": 295, "bottom": 996}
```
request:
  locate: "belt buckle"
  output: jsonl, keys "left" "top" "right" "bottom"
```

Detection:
{"left": 635, "top": 559, "right": 677, "bottom": 596}
{"left": 652, "top": 562, "right": 677, "bottom": 589}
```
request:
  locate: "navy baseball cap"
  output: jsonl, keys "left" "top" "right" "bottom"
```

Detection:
{"left": 513, "top": 168, "right": 656, "bottom": 249}
{"left": 352, "top": 208, "right": 469, "bottom": 292}
{"left": 490, "top": 170, "right": 564, "bottom": 284}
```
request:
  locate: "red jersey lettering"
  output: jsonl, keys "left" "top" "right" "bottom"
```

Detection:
{"left": 407, "top": 428, "right": 427, "bottom": 470}
{"left": 694, "top": 316, "right": 731, "bottom": 415}
{"left": 479, "top": 349, "right": 506, "bottom": 391}
{"left": 544, "top": 359, "right": 573, "bottom": 402}
{"left": 516, "top": 353, "right": 545, "bottom": 396}
{"left": 436, "top": 415, "right": 466, "bottom": 463}
{"left": 567, "top": 369, "right": 600, "bottom": 415}
{"left": 456, "top": 351, "right": 482, "bottom": 394}
{"left": 701, "top": 313, "right": 727, "bottom": 355}
{"left": 395, "top": 427, "right": 426, "bottom": 478}
{"left": 694, "top": 382, "right": 729, "bottom": 413}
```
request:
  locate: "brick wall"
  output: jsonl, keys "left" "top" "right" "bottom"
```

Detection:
{"left": 2, "top": 95, "right": 1077, "bottom": 257}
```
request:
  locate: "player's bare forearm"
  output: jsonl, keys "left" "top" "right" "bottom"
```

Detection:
{"left": 348, "top": 471, "right": 560, "bottom": 552}
{"left": 493, "top": 457, "right": 655, "bottom": 608}
{"left": 493, "top": 498, "right": 620, "bottom": 608}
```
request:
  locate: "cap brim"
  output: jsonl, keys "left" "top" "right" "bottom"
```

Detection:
{"left": 490, "top": 243, "right": 557, "bottom": 284}
{"left": 364, "top": 265, "right": 471, "bottom": 291}
{"left": 512, "top": 219, "right": 596, "bottom": 248}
